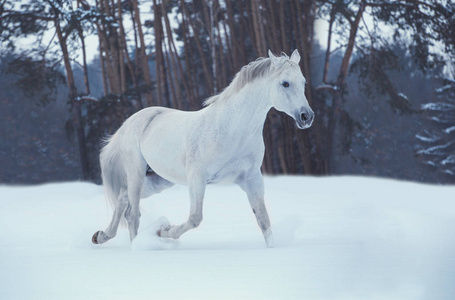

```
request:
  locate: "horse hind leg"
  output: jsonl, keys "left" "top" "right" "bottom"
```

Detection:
{"left": 93, "top": 168, "right": 175, "bottom": 244}
{"left": 92, "top": 188, "right": 128, "bottom": 244}
{"left": 121, "top": 166, "right": 149, "bottom": 242}
{"left": 93, "top": 172, "right": 146, "bottom": 244}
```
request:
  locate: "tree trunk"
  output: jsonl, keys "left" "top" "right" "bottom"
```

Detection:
{"left": 322, "top": 9, "right": 335, "bottom": 84}
{"left": 279, "top": 0, "right": 288, "bottom": 51}
{"left": 153, "top": 0, "right": 169, "bottom": 106}
{"left": 116, "top": 0, "right": 126, "bottom": 94}
{"left": 179, "top": 2, "right": 199, "bottom": 109}
{"left": 326, "top": 1, "right": 366, "bottom": 171}
{"left": 55, "top": 19, "right": 90, "bottom": 180}
{"left": 207, "top": 0, "right": 217, "bottom": 93}
{"left": 96, "top": 0, "right": 119, "bottom": 95}
{"left": 132, "top": 0, "right": 154, "bottom": 106}
{"left": 77, "top": 25, "right": 91, "bottom": 95}
{"left": 163, "top": 42, "right": 176, "bottom": 108}
{"left": 237, "top": 0, "right": 248, "bottom": 65}
{"left": 221, "top": 19, "right": 233, "bottom": 78}
{"left": 181, "top": 0, "right": 214, "bottom": 95}
{"left": 162, "top": 0, "right": 188, "bottom": 109}
{"left": 95, "top": 4, "right": 109, "bottom": 96}
{"left": 251, "top": 0, "right": 267, "bottom": 57}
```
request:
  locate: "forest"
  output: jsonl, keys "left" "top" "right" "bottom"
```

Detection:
{"left": 0, "top": 0, "right": 454, "bottom": 184}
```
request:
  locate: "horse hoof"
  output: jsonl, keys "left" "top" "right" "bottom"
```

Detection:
{"left": 92, "top": 231, "right": 101, "bottom": 244}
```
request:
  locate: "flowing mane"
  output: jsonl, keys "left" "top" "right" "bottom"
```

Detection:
{"left": 203, "top": 53, "right": 297, "bottom": 106}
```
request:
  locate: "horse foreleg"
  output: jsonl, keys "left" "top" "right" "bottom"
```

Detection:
{"left": 158, "top": 177, "right": 206, "bottom": 240}
{"left": 237, "top": 171, "right": 274, "bottom": 248}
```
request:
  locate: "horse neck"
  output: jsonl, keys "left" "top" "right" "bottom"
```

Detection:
{"left": 209, "top": 78, "right": 272, "bottom": 133}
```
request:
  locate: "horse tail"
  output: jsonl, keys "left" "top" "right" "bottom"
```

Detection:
{"left": 100, "top": 133, "right": 128, "bottom": 221}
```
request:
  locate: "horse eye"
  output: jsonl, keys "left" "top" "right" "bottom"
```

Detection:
{"left": 282, "top": 81, "right": 290, "bottom": 88}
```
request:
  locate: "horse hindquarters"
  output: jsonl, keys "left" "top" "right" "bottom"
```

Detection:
{"left": 92, "top": 107, "right": 174, "bottom": 245}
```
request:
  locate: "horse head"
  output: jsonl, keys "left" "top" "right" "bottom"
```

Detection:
{"left": 269, "top": 50, "right": 314, "bottom": 129}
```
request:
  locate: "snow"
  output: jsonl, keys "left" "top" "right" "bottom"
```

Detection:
{"left": 430, "top": 116, "right": 451, "bottom": 124}
{"left": 398, "top": 92, "right": 408, "bottom": 100}
{"left": 75, "top": 95, "right": 99, "bottom": 102}
{"left": 436, "top": 84, "right": 452, "bottom": 94}
{"left": 415, "top": 133, "right": 440, "bottom": 143}
{"left": 417, "top": 141, "right": 454, "bottom": 155}
{"left": 315, "top": 84, "right": 339, "bottom": 91}
{"left": 1, "top": 176, "right": 455, "bottom": 300}
{"left": 444, "top": 126, "right": 455, "bottom": 134}
{"left": 421, "top": 102, "right": 455, "bottom": 111}
{"left": 442, "top": 155, "right": 455, "bottom": 166}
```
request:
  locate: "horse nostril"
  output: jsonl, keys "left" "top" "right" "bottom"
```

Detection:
{"left": 301, "top": 113, "right": 309, "bottom": 121}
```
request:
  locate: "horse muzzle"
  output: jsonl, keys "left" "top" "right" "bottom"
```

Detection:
{"left": 295, "top": 108, "right": 314, "bottom": 129}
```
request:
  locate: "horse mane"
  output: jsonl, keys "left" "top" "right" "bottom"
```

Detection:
{"left": 203, "top": 53, "right": 297, "bottom": 106}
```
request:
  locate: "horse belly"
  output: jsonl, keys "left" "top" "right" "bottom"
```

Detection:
{"left": 145, "top": 151, "right": 188, "bottom": 185}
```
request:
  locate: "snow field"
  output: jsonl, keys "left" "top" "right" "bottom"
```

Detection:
{"left": 0, "top": 176, "right": 454, "bottom": 300}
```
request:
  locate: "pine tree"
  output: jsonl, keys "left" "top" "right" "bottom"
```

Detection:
{"left": 416, "top": 79, "right": 455, "bottom": 178}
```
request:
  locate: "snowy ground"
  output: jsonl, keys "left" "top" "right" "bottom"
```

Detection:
{"left": 0, "top": 176, "right": 454, "bottom": 300}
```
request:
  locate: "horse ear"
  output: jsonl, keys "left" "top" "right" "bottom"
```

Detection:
{"left": 290, "top": 49, "right": 301, "bottom": 64}
{"left": 268, "top": 49, "right": 280, "bottom": 67}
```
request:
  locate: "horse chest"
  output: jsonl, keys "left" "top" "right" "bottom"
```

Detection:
{"left": 206, "top": 154, "right": 257, "bottom": 184}
{"left": 203, "top": 139, "right": 264, "bottom": 184}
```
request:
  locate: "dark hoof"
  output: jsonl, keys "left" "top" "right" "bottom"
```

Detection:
{"left": 92, "top": 231, "right": 101, "bottom": 244}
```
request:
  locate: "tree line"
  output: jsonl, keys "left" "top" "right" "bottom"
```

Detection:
{"left": 1, "top": 0, "right": 454, "bottom": 182}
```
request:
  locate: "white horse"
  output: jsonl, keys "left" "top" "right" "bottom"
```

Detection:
{"left": 92, "top": 50, "right": 314, "bottom": 248}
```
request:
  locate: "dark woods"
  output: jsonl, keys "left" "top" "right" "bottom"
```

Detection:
{"left": 0, "top": 0, "right": 454, "bottom": 184}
